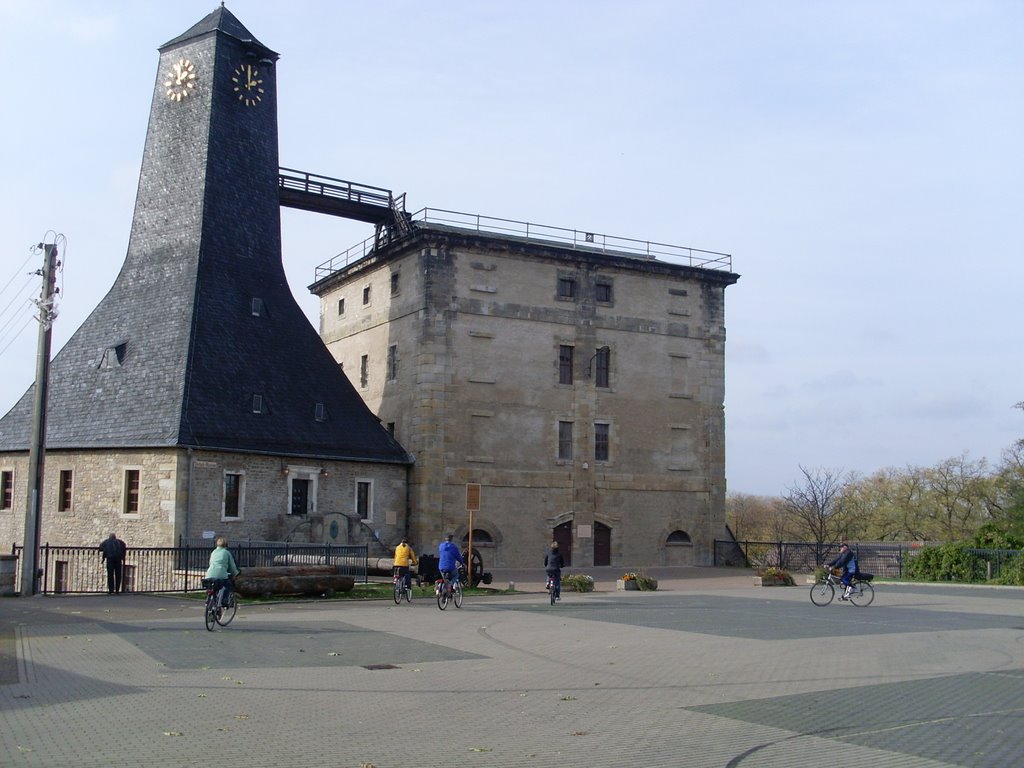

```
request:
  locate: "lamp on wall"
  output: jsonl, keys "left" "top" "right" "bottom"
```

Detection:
{"left": 320, "top": 468, "right": 329, "bottom": 478}
{"left": 585, "top": 346, "right": 610, "bottom": 379}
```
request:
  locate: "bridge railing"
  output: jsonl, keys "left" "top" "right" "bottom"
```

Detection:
{"left": 279, "top": 167, "right": 393, "bottom": 207}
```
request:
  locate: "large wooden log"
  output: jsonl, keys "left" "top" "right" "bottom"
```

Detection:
{"left": 235, "top": 573, "right": 355, "bottom": 597}
{"left": 242, "top": 565, "right": 339, "bottom": 579}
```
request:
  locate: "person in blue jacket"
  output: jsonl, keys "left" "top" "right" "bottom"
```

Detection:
{"left": 437, "top": 533, "right": 465, "bottom": 589}
{"left": 826, "top": 542, "right": 857, "bottom": 600}
{"left": 205, "top": 537, "right": 240, "bottom": 607}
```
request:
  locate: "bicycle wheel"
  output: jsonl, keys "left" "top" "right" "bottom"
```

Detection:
{"left": 204, "top": 600, "right": 217, "bottom": 631}
{"left": 849, "top": 581, "right": 875, "bottom": 607}
{"left": 405, "top": 582, "right": 412, "bottom": 603}
{"left": 453, "top": 581, "right": 464, "bottom": 609}
{"left": 809, "top": 581, "right": 834, "bottom": 606}
{"left": 393, "top": 580, "right": 402, "bottom": 605}
{"left": 549, "top": 582, "right": 556, "bottom": 605}
{"left": 217, "top": 595, "right": 238, "bottom": 626}
{"left": 437, "top": 586, "right": 449, "bottom": 610}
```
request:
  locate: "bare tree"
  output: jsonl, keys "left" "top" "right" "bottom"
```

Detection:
{"left": 782, "top": 466, "right": 850, "bottom": 558}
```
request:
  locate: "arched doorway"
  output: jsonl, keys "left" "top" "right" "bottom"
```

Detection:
{"left": 594, "top": 522, "right": 611, "bottom": 566}
{"left": 553, "top": 522, "right": 572, "bottom": 566}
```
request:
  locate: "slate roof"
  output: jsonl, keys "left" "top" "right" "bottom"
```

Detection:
{"left": 0, "top": 8, "right": 410, "bottom": 466}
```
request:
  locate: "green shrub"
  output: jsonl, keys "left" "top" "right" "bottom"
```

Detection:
{"left": 757, "top": 566, "right": 795, "bottom": 585}
{"left": 562, "top": 573, "right": 595, "bottom": 593}
{"left": 904, "top": 543, "right": 987, "bottom": 582}
{"left": 992, "top": 554, "right": 1024, "bottom": 586}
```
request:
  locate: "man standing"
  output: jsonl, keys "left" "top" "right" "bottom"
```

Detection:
{"left": 99, "top": 532, "right": 127, "bottom": 594}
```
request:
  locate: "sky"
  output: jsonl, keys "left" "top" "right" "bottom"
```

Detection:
{"left": 1, "top": 0, "right": 1021, "bottom": 497}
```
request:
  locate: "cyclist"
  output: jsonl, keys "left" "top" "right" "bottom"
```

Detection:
{"left": 544, "top": 541, "right": 564, "bottom": 601}
{"left": 825, "top": 542, "right": 857, "bottom": 600}
{"left": 437, "top": 533, "right": 464, "bottom": 592}
{"left": 393, "top": 536, "right": 418, "bottom": 595}
{"left": 205, "top": 537, "right": 240, "bottom": 607}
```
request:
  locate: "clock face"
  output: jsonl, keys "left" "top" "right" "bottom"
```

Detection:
{"left": 232, "top": 63, "right": 265, "bottom": 107}
{"left": 164, "top": 58, "right": 197, "bottom": 102}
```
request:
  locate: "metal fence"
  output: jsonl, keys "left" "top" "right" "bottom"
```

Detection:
{"left": 714, "top": 540, "right": 1024, "bottom": 580}
{"left": 9, "top": 541, "right": 369, "bottom": 595}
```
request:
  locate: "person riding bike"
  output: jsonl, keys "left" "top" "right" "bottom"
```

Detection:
{"left": 205, "top": 537, "right": 240, "bottom": 607}
{"left": 544, "top": 541, "right": 564, "bottom": 601}
{"left": 393, "top": 536, "right": 418, "bottom": 594}
{"left": 826, "top": 542, "right": 857, "bottom": 600}
{"left": 437, "top": 532, "right": 465, "bottom": 592}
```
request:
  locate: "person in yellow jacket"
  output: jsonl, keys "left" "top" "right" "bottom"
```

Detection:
{"left": 393, "top": 537, "right": 418, "bottom": 593}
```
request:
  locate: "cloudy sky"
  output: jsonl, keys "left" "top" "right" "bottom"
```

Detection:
{"left": 1, "top": 0, "right": 1021, "bottom": 496}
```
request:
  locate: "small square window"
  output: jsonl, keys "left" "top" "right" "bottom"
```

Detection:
{"left": 390, "top": 272, "right": 400, "bottom": 295}
{"left": 557, "top": 277, "right": 576, "bottom": 300}
{"left": 595, "top": 282, "right": 613, "bottom": 303}
{"left": 362, "top": 285, "right": 371, "bottom": 305}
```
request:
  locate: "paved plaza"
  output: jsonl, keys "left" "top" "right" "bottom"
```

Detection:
{"left": 2, "top": 567, "right": 1024, "bottom": 768}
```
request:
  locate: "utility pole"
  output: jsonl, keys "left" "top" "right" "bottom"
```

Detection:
{"left": 20, "top": 241, "right": 59, "bottom": 596}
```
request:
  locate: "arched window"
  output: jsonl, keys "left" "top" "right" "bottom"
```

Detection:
{"left": 462, "top": 529, "right": 493, "bottom": 546}
{"left": 666, "top": 530, "right": 692, "bottom": 546}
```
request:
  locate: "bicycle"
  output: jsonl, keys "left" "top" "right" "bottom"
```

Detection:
{"left": 546, "top": 574, "right": 558, "bottom": 605}
{"left": 202, "top": 577, "right": 238, "bottom": 630}
{"left": 809, "top": 569, "right": 874, "bottom": 607}
{"left": 436, "top": 569, "right": 464, "bottom": 610}
{"left": 393, "top": 569, "right": 413, "bottom": 604}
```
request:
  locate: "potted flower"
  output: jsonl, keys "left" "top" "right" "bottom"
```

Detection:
{"left": 754, "top": 566, "right": 794, "bottom": 587}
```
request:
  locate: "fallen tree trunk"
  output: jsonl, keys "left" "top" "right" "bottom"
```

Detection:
{"left": 241, "top": 565, "right": 338, "bottom": 579}
{"left": 235, "top": 570, "right": 355, "bottom": 597}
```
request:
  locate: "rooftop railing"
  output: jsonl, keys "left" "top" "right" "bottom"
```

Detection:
{"left": 313, "top": 207, "right": 732, "bottom": 281}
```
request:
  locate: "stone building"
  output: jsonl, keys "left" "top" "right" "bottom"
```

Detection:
{"left": 0, "top": 8, "right": 411, "bottom": 558}
{"left": 311, "top": 217, "right": 739, "bottom": 567}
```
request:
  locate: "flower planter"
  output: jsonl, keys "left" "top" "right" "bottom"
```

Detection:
{"left": 616, "top": 579, "right": 639, "bottom": 591}
{"left": 754, "top": 576, "right": 789, "bottom": 587}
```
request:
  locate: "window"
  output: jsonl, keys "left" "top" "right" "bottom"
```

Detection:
{"left": 595, "top": 422, "right": 610, "bottom": 462}
{"left": 362, "top": 285, "right": 371, "bottom": 305}
{"left": 123, "top": 469, "right": 140, "bottom": 515}
{"left": 251, "top": 297, "right": 263, "bottom": 316}
{"left": 360, "top": 354, "right": 369, "bottom": 387}
{"left": 356, "top": 479, "right": 373, "bottom": 521}
{"left": 252, "top": 394, "right": 264, "bottom": 413}
{"left": 223, "top": 472, "right": 243, "bottom": 519}
{"left": 386, "top": 345, "right": 398, "bottom": 381}
{"left": 667, "top": 530, "right": 692, "bottom": 545}
{"left": 557, "top": 277, "right": 576, "bottom": 300}
{"left": 386, "top": 422, "right": 396, "bottom": 437}
{"left": 390, "top": 272, "right": 400, "bottom": 295}
{"left": 337, "top": 298, "right": 345, "bottom": 316}
{"left": 595, "top": 282, "right": 613, "bottom": 303}
{"left": 314, "top": 402, "right": 327, "bottom": 422}
{"left": 558, "top": 345, "right": 574, "bottom": 385}
{"left": 1, "top": 470, "right": 12, "bottom": 510}
{"left": 558, "top": 421, "right": 573, "bottom": 460}
{"left": 595, "top": 346, "right": 610, "bottom": 388}
{"left": 58, "top": 470, "right": 73, "bottom": 511}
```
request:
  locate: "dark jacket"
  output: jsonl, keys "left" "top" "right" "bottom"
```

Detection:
{"left": 544, "top": 549, "right": 564, "bottom": 573}
{"left": 99, "top": 537, "right": 126, "bottom": 563}
{"left": 828, "top": 548, "right": 856, "bottom": 573}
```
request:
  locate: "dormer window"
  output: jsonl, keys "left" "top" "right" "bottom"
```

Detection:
{"left": 252, "top": 394, "right": 264, "bottom": 414}
{"left": 251, "top": 297, "right": 264, "bottom": 316}
{"left": 99, "top": 343, "right": 128, "bottom": 369}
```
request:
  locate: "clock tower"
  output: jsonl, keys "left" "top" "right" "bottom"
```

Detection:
{"left": 0, "top": 6, "right": 409, "bottom": 469}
